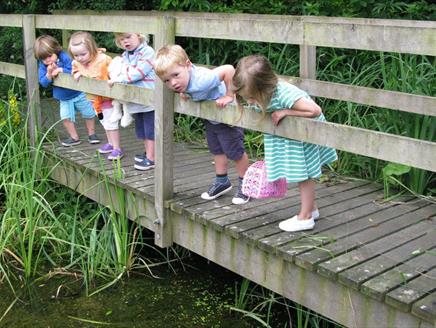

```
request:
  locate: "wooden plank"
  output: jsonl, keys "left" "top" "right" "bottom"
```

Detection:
{"left": 49, "top": 11, "right": 436, "bottom": 55}
{"left": 211, "top": 180, "right": 369, "bottom": 233}
{"left": 362, "top": 250, "right": 436, "bottom": 302}
{"left": 290, "top": 78, "right": 436, "bottom": 117}
{"left": 0, "top": 62, "right": 25, "bottom": 79}
{"left": 386, "top": 267, "right": 436, "bottom": 312}
{"left": 338, "top": 231, "right": 436, "bottom": 290}
{"left": 175, "top": 99, "right": 436, "bottom": 172}
{"left": 242, "top": 185, "right": 384, "bottom": 245}
{"left": 53, "top": 74, "right": 154, "bottom": 106}
{"left": 303, "top": 20, "right": 436, "bottom": 56}
{"left": 22, "top": 15, "right": 40, "bottom": 147}
{"left": 276, "top": 197, "right": 425, "bottom": 262}
{"left": 294, "top": 204, "right": 436, "bottom": 271}
{"left": 35, "top": 14, "right": 159, "bottom": 34}
{"left": 412, "top": 292, "right": 436, "bottom": 324}
{"left": 0, "top": 14, "right": 22, "bottom": 27}
{"left": 316, "top": 222, "right": 434, "bottom": 280}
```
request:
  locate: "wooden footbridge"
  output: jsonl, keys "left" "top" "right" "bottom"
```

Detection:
{"left": 1, "top": 11, "right": 435, "bottom": 328}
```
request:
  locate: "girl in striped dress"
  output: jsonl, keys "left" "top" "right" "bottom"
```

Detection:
{"left": 233, "top": 55, "right": 337, "bottom": 232}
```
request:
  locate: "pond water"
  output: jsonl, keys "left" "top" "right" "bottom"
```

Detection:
{"left": 0, "top": 254, "right": 256, "bottom": 328}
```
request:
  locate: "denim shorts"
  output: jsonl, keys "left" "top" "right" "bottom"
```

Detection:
{"left": 59, "top": 93, "right": 95, "bottom": 122}
{"left": 204, "top": 120, "right": 245, "bottom": 161}
{"left": 134, "top": 111, "right": 155, "bottom": 140}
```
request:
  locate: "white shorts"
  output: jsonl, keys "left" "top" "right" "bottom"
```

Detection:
{"left": 99, "top": 106, "right": 119, "bottom": 130}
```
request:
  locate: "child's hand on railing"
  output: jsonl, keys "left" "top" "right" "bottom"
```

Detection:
{"left": 73, "top": 71, "right": 81, "bottom": 81}
{"left": 107, "top": 79, "right": 115, "bottom": 87}
{"left": 216, "top": 95, "right": 234, "bottom": 108}
{"left": 271, "top": 110, "right": 288, "bottom": 126}
{"left": 179, "top": 93, "right": 189, "bottom": 101}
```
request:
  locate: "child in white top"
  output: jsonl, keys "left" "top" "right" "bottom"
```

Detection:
{"left": 108, "top": 32, "right": 156, "bottom": 170}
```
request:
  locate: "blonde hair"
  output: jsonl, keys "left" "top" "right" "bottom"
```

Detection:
{"left": 233, "top": 55, "right": 278, "bottom": 115}
{"left": 113, "top": 32, "right": 148, "bottom": 49}
{"left": 67, "top": 31, "right": 99, "bottom": 61}
{"left": 154, "top": 44, "right": 189, "bottom": 77}
{"left": 34, "top": 35, "right": 62, "bottom": 60}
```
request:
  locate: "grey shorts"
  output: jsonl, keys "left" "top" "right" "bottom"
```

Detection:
{"left": 204, "top": 120, "right": 245, "bottom": 161}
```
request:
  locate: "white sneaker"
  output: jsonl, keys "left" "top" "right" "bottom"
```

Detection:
{"left": 312, "top": 209, "right": 320, "bottom": 220}
{"left": 278, "top": 215, "right": 315, "bottom": 232}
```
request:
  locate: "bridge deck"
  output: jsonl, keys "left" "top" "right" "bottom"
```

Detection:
{"left": 43, "top": 105, "right": 436, "bottom": 328}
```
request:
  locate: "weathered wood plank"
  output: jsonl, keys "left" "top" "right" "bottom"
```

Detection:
{"left": 317, "top": 221, "right": 434, "bottom": 280}
{"left": 176, "top": 100, "right": 436, "bottom": 172}
{"left": 242, "top": 185, "right": 383, "bottom": 246}
{"left": 275, "top": 197, "right": 424, "bottom": 262}
{"left": 290, "top": 78, "right": 436, "bottom": 117}
{"left": 210, "top": 180, "right": 370, "bottom": 231}
{"left": 0, "top": 14, "right": 22, "bottom": 27}
{"left": 294, "top": 205, "right": 436, "bottom": 271}
{"left": 361, "top": 250, "right": 436, "bottom": 302}
{"left": 386, "top": 266, "right": 436, "bottom": 312}
{"left": 53, "top": 74, "right": 154, "bottom": 107}
{"left": 54, "top": 11, "right": 436, "bottom": 55}
{"left": 35, "top": 14, "right": 159, "bottom": 34}
{"left": 303, "top": 20, "right": 436, "bottom": 56}
{"left": 338, "top": 231, "right": 436, "bottom": 290}
{"left": 412, "top": 292, "right": 436, "bottom": 324}
{"left": 0, "top": 62, "right": 25, "bottom": 79}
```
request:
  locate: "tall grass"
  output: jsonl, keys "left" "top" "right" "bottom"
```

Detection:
{"left": 317, "top": 50, "right": 435, "bottom": 195}
{"left": 0, "top": 86, "right": 183, "bottom": 302}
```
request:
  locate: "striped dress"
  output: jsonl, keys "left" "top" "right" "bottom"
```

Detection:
{"left": 263, "top": 81, "right": 337, "bottom": 182}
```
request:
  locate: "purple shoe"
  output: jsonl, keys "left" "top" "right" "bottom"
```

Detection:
{"left": 98, "top": 143, "right": 113, "bottom": 154}
{"left": 107, "top": 149, "right": 124, "bottom": 160}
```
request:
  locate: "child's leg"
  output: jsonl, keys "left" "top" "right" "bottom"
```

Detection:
{"left": 63, "top": 119, "right": 79, "bottom": 140}
{"left": 214, "top": 154, "right": 228, "bottom": 175}
{"left": 145, "top": 139, "right": 154, "bottom": 161}
{"left": 234, "top": 152, "right": 249, "bottom": 178}
{"left": 84, "top": 119, "right": 96, "bottom": 136}
{"left": 106, "top": 129, "right": 121, "bottom": 150}
{"left": 298, "top": 179, "right": 316, "bottom": 220}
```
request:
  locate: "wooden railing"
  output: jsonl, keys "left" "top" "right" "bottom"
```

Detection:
{"left": 0, "top": 11, "right": 435, "bottom": 247}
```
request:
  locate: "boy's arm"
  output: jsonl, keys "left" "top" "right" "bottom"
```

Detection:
{"left": 212, "top": 64, "right": 235, "bottom": 107}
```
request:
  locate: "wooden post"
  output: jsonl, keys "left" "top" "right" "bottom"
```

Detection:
{"left": 22, "top": 15, "right": 41, "bottom": 147}
{"left": 299, "top": 45, "right": 316, "bottom": 80}
{"left": 61, "top": 30, "right": 72, "bottom": 49}
{"left": 153, "top": 16, "right": 176, "bottom": 248}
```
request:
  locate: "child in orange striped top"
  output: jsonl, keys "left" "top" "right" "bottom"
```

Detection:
{"left": 68, "top": 31, "right": 123, "bottom": 160}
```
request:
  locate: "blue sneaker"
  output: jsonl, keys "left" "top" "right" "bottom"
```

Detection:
{"left": 134, "top": 158, "right": 155, "bottom": 171}
{"left": 232, "top": 183, "right": 250, "bottom": 205}
{"left": 61, "top": 137, "right": 81, "bottom": 147}
{"left": 134, "top": 153, "right": 147, "bottom": 163}
{"left": 201, "top": 180, "right": 232, "bottom": 200}
{"left": 87, "top": 134, "right": 100, "bottom": 144}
